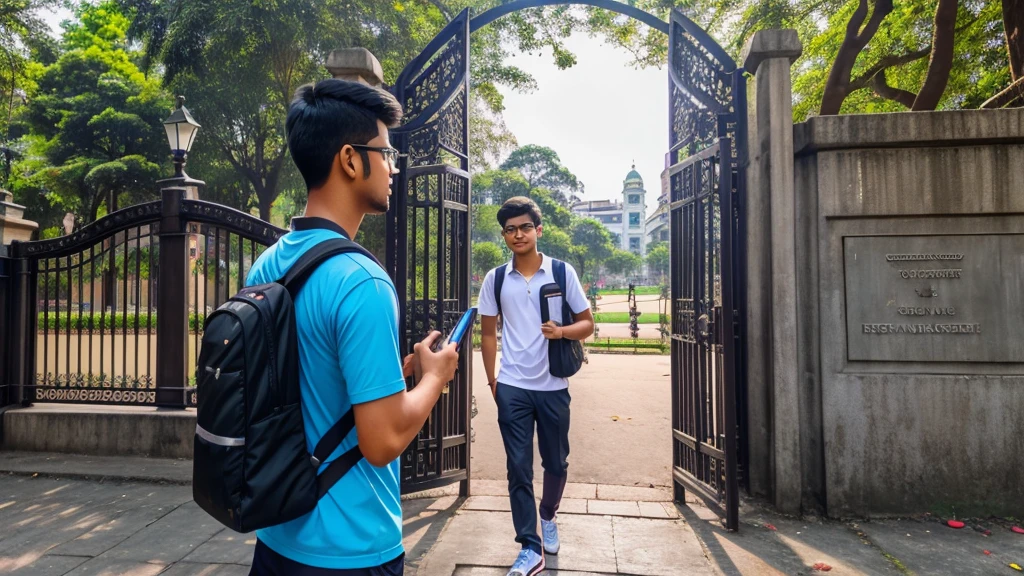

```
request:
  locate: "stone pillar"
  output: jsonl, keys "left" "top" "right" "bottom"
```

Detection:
{"left": 326, "top": 48, "right": 384, "bottom": 88}
{"left": 0, "top": 190, "right": 39, "bottom": 245}
{"left": 741, "top": 30, "right": 803, "bottom": 515}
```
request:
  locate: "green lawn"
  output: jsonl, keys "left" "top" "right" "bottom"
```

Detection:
{"left": 593, "top": 312, "right": 666, "bottom": 324}
{"left": 596, "top": 286, "right": 663, "bottom": 296}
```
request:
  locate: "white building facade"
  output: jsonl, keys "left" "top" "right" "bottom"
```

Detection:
{"left": 570, "top": 165, "right": 649, "bottom": 256}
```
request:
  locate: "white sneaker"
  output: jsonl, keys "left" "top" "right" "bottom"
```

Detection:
{"left": 541, "top": 518, "right": 560, "bottom": 555}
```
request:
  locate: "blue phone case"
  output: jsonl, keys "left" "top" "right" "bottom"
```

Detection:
{"left": 436, "top": 307, "right": 477, "bottom": 351}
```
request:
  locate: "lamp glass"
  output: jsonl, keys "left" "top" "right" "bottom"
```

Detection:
{"left": 164, "top": 121, "right": 199, "bottom": 154}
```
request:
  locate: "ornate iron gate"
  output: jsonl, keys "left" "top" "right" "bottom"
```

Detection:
{"left": 389, "top": 8, "right": 473, "bottom": 495}
{"left": 1, "top": 189, "right": 285, "bottom": 408}
{"left": 667, "top": 8, "right": 747, "bottom": 530}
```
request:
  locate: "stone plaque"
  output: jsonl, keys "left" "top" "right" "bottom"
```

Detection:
{"left": 844, "top": 234, "right": 1024, "bottom": 363}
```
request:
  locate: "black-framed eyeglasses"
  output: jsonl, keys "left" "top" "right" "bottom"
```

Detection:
{"left": 350, "top": 145, "right": 402, "bottom": 167}
{"left": 502, "top": 223, "right": 537, "bottom": 236}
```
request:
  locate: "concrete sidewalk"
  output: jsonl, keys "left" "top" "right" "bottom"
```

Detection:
{"left": 3, "top": 453, "right": 1024, "bottom": 576}
{"left": 0, "top": 464, "right": 460, "bottom": 576}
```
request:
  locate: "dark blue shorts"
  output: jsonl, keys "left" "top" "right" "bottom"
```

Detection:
{"left": 249, "top": 539, "right": 404, "bottom": 576}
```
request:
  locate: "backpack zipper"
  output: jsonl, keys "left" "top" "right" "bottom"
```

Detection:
{"left": 243, "top": 296, "right": 282, "bottom": 407}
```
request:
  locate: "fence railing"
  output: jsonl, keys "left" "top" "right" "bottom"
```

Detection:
{"left": 2, "top": 188, "right": 285, "bottom": 408}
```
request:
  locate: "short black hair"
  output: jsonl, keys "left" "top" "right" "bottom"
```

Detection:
{"left": 497, "top": 196, "right": 542, "bottom": 227}
{"left": 285, "top": 79, "right": 403, "bottom": 190}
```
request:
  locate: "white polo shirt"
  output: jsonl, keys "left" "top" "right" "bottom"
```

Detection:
{"left": 478, "top": 254, "right": 590, "bottom": 392}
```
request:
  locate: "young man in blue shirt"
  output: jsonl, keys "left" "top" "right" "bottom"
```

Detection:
{"left": 245, "top": 79, "right": 460, "bottom": 575}
{"left": 478, "top": 197, "right": 594, "bottom": 576}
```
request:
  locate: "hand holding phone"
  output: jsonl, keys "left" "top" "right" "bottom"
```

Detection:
{"left": 433, "top": 307, "right": 478, "bottom": 352}
{"left": 413, "top": 331, "right": 458, "bottom": 384}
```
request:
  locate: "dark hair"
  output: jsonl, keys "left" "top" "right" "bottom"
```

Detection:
{"left": 497, "top": 196, "right": 543, "bottom": 227}
{"left": 285, "top": 79, "right": 403, "bottom": 190}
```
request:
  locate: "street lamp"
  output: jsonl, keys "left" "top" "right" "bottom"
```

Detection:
{"left": 159, "top": 95, "right": 204, "bottom": 193}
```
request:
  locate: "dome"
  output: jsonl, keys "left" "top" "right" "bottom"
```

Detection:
{"left": 625, "top": 164, "right": 642, "bottom": 183}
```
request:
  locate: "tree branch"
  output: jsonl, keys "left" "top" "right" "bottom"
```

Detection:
{"left": 820, "top": 0, "right": 894, "bottom": 115}
{"left": 849, "top": 48, "right": 931, "bottom": 92}
{"left": 912, "top": 0, "right": 958, "bottom": 111}
{"left": 981, "top": 76, "right": 1024, "bottom": 108}
{"left": 871, "top": 70, "right": 918, "bottom": 108}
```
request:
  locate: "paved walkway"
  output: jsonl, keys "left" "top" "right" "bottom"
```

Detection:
{"left": 3, "top": 453, "right": 1024, "bottom": 575}
{"left": 470, "top": 354, "right": 671, "bottom": 488}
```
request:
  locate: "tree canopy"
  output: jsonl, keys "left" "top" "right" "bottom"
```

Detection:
{"left": 12, "top": 1, "right": 168, "bottom": 233}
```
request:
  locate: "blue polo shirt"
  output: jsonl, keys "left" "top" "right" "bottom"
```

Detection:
{"left": 245, "top": 218, "right": 407, "bottom": 569}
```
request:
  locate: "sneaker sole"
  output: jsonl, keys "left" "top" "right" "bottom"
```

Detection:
{"left": 527, "top": 557, "right": 545, "bottom": 576}
{"left": 543, "top": 545, "right": 559, "bottom": 556}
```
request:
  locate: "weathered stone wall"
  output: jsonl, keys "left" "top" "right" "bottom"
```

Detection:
{"left": 793, "top": 109, "right": 1024, "bottom": 517}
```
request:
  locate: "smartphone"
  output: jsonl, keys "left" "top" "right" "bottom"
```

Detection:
{"left": 433, "top": 307, "right": 477, "bottom": 352}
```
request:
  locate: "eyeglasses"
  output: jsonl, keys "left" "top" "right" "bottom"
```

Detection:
{"left": 502, "top": 223, "right": 538, "bottom": 236}
{"left": 350, "top": 145, "right": 402, "bottom": 168}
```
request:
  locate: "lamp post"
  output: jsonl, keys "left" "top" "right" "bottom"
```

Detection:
{"left": 158, "top": 95, "right": 205, "bottom": 192}
{"left": 155, "top": 95, "right": 203, "bottom": 408}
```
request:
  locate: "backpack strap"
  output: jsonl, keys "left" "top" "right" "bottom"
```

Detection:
{"left": 279, "top": 237, "right": 380, "bottom": 298}
{"left": 313, "top": 407, "right": 362, "bottom": 499}
{"left": 552, "top": 259, "right": 570, "bottom": 324}
{"left": 277, "top": 236, "right": 380, "bottom": 499}
{"left": 493, "top": 264, "right": 507, "bottom": 318}
{"left": 553, "top": 259, "right": 567, "bottom": 294}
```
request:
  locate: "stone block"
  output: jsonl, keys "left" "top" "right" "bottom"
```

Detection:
{"left": 326, "top": 48, "right": 384, "bottom": 87}
{"left": 741, "top": 29, "right": 802, "bottom": 74}
{"left": 586, "top": 500, "right": 640, "bottom": 517}
{"left": 611, "top": 517, "right": 714, "bottom": 576}
{"left": 2, "top": 405, "right": 196, "bottom": 458}
{"left": 595, "top": 484, "right": 671, "bottom": 502}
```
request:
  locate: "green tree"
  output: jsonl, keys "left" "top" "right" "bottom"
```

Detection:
{"left": 119, "top": 0, "right": 591, "bottom": 221}
{"left": 13, "top": 1, "right": 168, "bottom": 229}
{"left": 472, "top": 241, "right": 504, "bottom": 280}
{"left": 538, "top": 223, "right": 573, "bottom": 263}
{"left": 646, "top": 243, "right": 670, "bottom": 282}
{"left": 472, "top": 203, "right": 502, "bottom": 244}
{"left": 472, "top": 169, "right": 531, "bottom": 206}
{"left": 530, "top": 187, "right": 572, "bottom": 229}
{"left": 553, "top": 1, "right": 1012, "bottom": 119}
{"left": 0, "top": 0, "right": 60, "bottom": 147}
{"left": 500, "top": 144, "right": 583, "bottom": 205}
{"left": 569, "top": 217, "right": 614, "bottom": 282}
{"left": 605, "top": 249, "right": 643, "bottom": 278}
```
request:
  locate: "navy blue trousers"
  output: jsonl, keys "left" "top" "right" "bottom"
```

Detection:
{"left": 250, "top": 540, "right": 404, "bottom": 575}
{"left": 495, "top": 383, "right": 571, "bottom": 554}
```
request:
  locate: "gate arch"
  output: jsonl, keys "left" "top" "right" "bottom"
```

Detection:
{"left": 387, "top": 1, "right": 747, "bottom": 527}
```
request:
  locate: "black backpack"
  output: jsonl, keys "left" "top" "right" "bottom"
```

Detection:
{"left": 192, "top": 237, "right": 377, "bottom": 533}
{"left": 494, "top": 258, "right": 584, "bottom": 378}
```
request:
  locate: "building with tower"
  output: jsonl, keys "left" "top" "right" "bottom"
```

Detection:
{"left": 620, "top": 165, "right": 647, "bottom": 256}
{"left": 570, "top": 164, "right": 649, "bottom": 257}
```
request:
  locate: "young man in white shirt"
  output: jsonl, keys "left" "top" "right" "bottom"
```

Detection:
{"left": 478, "top": 196, "right": 595, "bottom": 576}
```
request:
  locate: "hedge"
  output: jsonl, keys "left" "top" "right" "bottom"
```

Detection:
{"left": 593, "top": 312, "right": 668, "bottom": 324}
{"left": 37, "top": 312, "right": 207, "bottom": 332}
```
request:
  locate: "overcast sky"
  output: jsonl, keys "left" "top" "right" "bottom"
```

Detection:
{"left": 42, "top": 7, "right": 667, "bottom": 215}
{"left": 498, "top": 32, "right": 668, "bottom": 217}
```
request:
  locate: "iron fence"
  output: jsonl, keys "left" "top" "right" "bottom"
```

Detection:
{"left": 3, "top": 189, "right": 285, "bottom": 408}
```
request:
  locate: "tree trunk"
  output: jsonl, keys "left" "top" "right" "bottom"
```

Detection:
{"left": 1005, "top": 0, "right": 1024, "bottom": 81}
{"left": 257, "top": 193, "right": 273, "bottom": 222}
{"left": 820, "top": 0, "right": 894, "bottom": 115}
{"left": 912, "top": 0, "right": 959, "bottom": 110}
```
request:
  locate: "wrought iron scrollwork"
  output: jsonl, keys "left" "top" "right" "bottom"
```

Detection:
{"left": 15, "top": 201, "right": 162, "bottom": 259}
{"left": 668, "top": 11, "right": 740, "bottom": 163}
{"left": 181, "top": 200, "right": 285, "bottom": 245}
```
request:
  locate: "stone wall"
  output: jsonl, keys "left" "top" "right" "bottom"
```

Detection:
{"left": 793, "top": 109, "right": 1024, "bottom": 517}
{"left": 743, "top": 29, "right": 1024, "bottom": 519}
